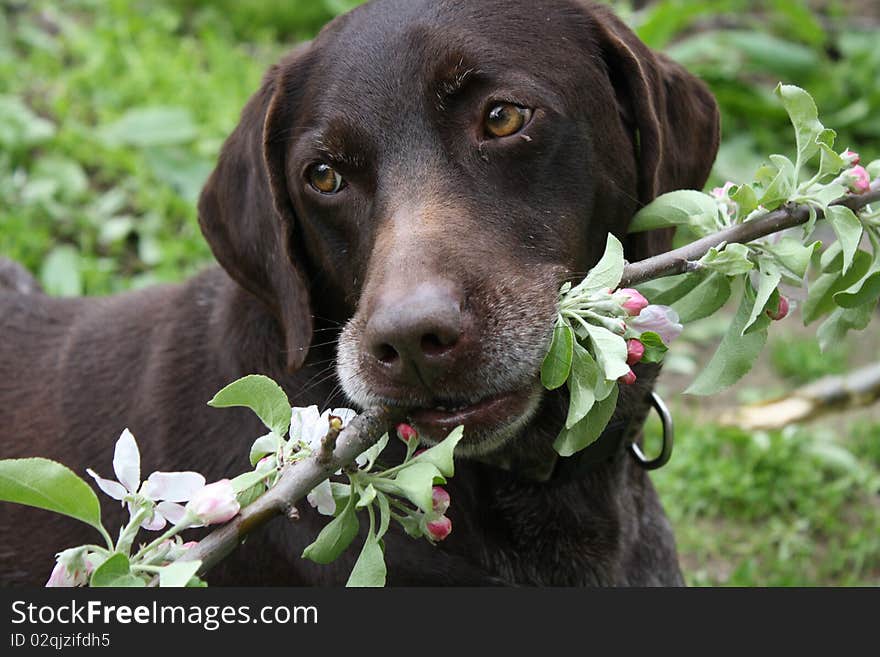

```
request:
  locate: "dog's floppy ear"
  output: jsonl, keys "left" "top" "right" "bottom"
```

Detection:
{"left": 590, "top": 5, "right": 721, "bottom": 259}
{"left": 198, "top": 46, "right": 313, "bottom": 372}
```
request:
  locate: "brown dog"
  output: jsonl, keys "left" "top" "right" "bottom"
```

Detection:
{"left": 0, "top": 0, "right": 718, "bottom": 586}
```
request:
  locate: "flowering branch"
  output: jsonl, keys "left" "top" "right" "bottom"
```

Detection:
{"left": 620, "top": 181, "right": 880, "bottom": 288}
{"left": 168, "top": 406, "right": 402, "bottom": 579}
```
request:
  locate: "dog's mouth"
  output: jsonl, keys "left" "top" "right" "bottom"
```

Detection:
{"left": 402, "top": 383, "right": 544, "bottom": 452}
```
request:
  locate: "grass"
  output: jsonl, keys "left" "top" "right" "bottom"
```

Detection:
{"left": 647, "top": 414, "right": 880, "bottom": 585}
{"left": 2, "top": 0, "right": 879, "bottom": 585}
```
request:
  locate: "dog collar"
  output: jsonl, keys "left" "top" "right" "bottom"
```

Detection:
{"left": 470, "top": 392, "right": 674, "bottom": 483}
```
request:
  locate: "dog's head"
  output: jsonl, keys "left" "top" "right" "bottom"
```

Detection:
{"left": 198, "top": 0, "right": 719, "bottom": 456}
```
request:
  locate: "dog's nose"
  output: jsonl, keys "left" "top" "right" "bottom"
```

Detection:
{"left": 364, "top": 281, "right": 464, "bottom": 386}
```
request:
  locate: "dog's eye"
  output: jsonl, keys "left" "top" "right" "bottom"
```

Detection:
{"left": 307, "top": 163, "right": 346, "bottom": 195}
{"left": 485, "top": 103, "right": 532, "bottom": 138}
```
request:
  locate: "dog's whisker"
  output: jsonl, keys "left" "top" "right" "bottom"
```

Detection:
{"left": 297, "top": 371, "right": 340, "bottom": 399}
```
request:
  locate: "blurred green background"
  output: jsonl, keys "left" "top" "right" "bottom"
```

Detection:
{"left": 1, "top": 0, "right": 878, "bottom": 585}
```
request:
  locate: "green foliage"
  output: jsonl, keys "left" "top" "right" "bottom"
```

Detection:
{"left": 769, "top": 334, "right": 848, "bottom": 385}
{"left": 0, "top": 0, "right": 285, "bottom": 294}
{"left": 90, "top": 553, "right": 144, "bottom": 587}
{"left": 208, "top": 375, "right": 292, "bottom": 438}
{"left": 684, "top": 284, "right": 769, "bottom": 395}
{"left": 625, "top": 1, "right": 880, "bottom": 187}
{"left": 652, "top": 414, "right": 880, "bottom": 586}
{"left": 158, "top": 560, "right": 203, "bottom": 588}
{"left": 302, "top": 495, "right": 360, "bottom": 565}
{"left": 0, "top": 458, "right": 106, "bottom": 536}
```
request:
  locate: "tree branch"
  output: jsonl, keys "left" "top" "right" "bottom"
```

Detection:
{"left": 158, "top": 406, "right": 403, "bottom": 582}
{"left": 718, "top": 362, "right": 880, "bottom": 430}
{"left": 620, "top": 182, "right": 880, "bottom": 288}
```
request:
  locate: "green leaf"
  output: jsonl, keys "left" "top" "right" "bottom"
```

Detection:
{"left": 236, "top": 482, "right": 265, "bottom": 510}
{"left": 730, "top": 183, "right": 759, "bottom": 217}
{"left": 766, "top": 238, "right": 819, "bottom": 279}
{"left": 249, "top": 432, "right": 281, "bottom": 467}
{"left": 208, "top": 375, "right": 291, "bottom": 438}
{"left": 775, "top": 84, "right": 824, "bottom": 168}
{"left": 820, "top": 241, "right": 843, "bottom": 272}
{"left": 803, "top": 250, "right": 873, "bottom": 324}
{"left": 636, "top": 273, "right": 701, "bottom": 306}
{"left": 630, "top": 190, "right": 720, "bottom": 235}
{"left": 757, "top": 154, "right": 796, "bottom": 208}
{"left": 817, "top": 302, "right": 875, "bottom": 352}
{"left": 330, "top": 482, "right": 352, "bottom": 510}
{"left": 809, "top": 182, "right": 847, "bottom": 208}
{"left": 359, "top": 433, "right": 389, "bottom": 472}
{"left": 357, "top": 483, "right": 377, "bottom": 509}
{"left": 685, "top": 286, "right": 769, "bottom": 395}
{"left": 413, "top": 425, "right": 464, "bottom": 477}
{"left": 671, "top": 272, "right": 732, "bottom": 323}
{"left": 573, "top": 234, "right": 625, "bottom": 294}
{"left": 40, "top": 245, "right": 83, "bottom": 297}
{"left": 867, "top": 159, "right": 880, "bottom": 179}
{"left": 699, "top": 243, "right": 754, "bottom": 276}
{"left": 159, "top": 560, "right": 203, "bottom": 588}
{"left": 99, "top": 106, "right": 198, "bottom": 147}
{"left": 565, "top": 343, "right": 600, "bottom": 430}
{"left": 742, "top": 264, "right": 782, "bottom": 335}
{"left": 554, "top": 385, "right": 619, "bottom": 457}
{"left": 91, "top": 553, "right": 143, "bottom": 588}
{"left": 582, "top": 322, "right": 630, "bottom": 381}
{"left": 817, "top": 142, "right": 845, "bottom": 180}
{"left": 0, "top": 458, "right": 104, "bottom": 533}
{"left": 230, "top": 468, "right": 270, "bottom": 495}
{"left": 638, "top": 332, "right": 669, "bottom": 364}
{"left": 833, "top": 266, "right": 880, "bottom": 309}
{"left": 376, "top": 492, "right": 391, "bottom": 540}
{"left": 825, "top": 206, "right": 863, "bottom": 275}
{"left": 392, "top": 462, "right": 445, "bottom": 513}
{"left": 541, "top": 321, "right": 574, "bottom": 390}
{"left": 346, "top": 538, "right": 386, "bottom": 588}
{"left": 302, "top": 496, "right": 359, "bottom": 565}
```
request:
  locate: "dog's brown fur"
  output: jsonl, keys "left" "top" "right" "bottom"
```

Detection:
{"left": 0, "top": 0, "right": 718, "bottom": 586}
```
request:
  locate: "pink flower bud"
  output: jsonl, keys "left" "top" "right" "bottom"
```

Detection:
{"left": 851, "top": 165, "right": 871, "bottom": 193}
{"left": 426, "top": 515, "right": 452, "bottom": 542}
{"left": 711, "top": 181, "right": 736, "bottom": 199}
{"left": 619, "top": 369, "right": 637, "bottom": 385}
{"left": 185, "top": 479, "right": 240, "bottom": 526}
{"left": 626, "top": 339, "right": 645, "bottom": 366}
{"left": 45, "top": 561, "right": 90, "bottom": 588}
{"left": 837, "top": 165, "right": 871, "bottom": 194}
{"left": 766, "top": 294, "right": 790, "bottom": 321}
{"left": 841, "top": 149, "right": 860, "bottom": 166}
{"left": 432, "top": 486, "right": 451, "bottom": 515}
{"left": 396, "top": 423, "right": 418, "bottom": 443}
{"left": 615, "top": 288, "right": 649, "bottom": 316}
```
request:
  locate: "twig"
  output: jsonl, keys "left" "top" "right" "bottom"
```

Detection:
{"left": 620, "top": 182, "right": 880, "bottom": 288}
{"left": 149, "top": 406, "right": 403, "bottom": 585}
{"left": 318, "top": 416, "right": 343, "bottom": 465}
